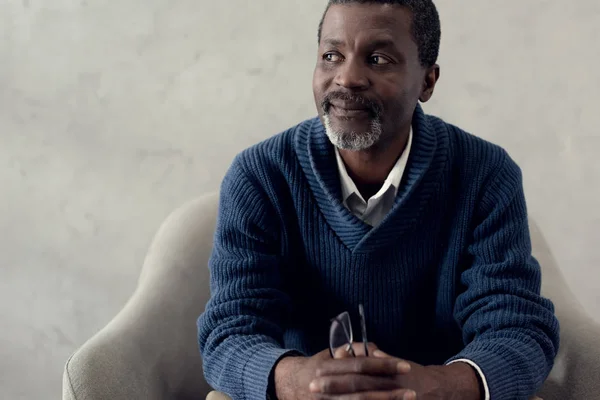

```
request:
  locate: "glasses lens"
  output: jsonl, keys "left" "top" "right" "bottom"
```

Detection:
{"left": 329, "top": 311, "right": 353, "bottom": 357}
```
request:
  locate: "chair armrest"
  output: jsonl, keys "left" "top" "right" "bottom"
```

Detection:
{"left": 62, "top": 322, "right": 164, "bottom": 400}
{"left": 530, "top": 219, "right": 600, "bottom": 399}
{"left": 63, "top": 193, "right": 219, "bottom": 400}
{"left": 538, "top": 307, "right": 600, "bottom": 399}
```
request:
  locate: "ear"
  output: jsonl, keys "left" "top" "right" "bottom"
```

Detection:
{"left": 419, "top": 64, "right": 440, "bottom": 103}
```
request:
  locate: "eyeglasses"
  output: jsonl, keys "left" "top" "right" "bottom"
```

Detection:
{"left": 329, "top": 304, "right": 369, "bottom": 358}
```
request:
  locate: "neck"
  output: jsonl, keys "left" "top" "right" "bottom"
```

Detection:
{"left": 338, "top": 127, "right": 411, "bottom": 196}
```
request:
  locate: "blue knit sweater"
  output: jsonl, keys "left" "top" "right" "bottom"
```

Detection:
{"left": 197, "top": 105, "right": 560, "bottom": 400}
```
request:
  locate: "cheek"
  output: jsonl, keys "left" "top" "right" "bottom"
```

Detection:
{"left": 405, "top": 69, "right": 427, "bottom": 101}
{"left": 374, "top": 74, "right": 404, "bottom": 98}
{"left": 312, "top": 72, "right": 320, "bottom": 95}
{"left": 379, "top": 87, "right": 409, "bottom": 112}
{"left": 382, "top": 78, "right": 419, "bottom": 107}
{"left": 312, "top": 71, "right": 329, "bottom": 103}
{"left": 313, "top": 68, "right": 326, "bottom": 88}
{"left": 377, "top": 68, "right": 421, "bottom": 101}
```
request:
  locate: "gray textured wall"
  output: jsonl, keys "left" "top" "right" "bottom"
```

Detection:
{"left": 1, "top": 1, "right": 598, "bottom": 398}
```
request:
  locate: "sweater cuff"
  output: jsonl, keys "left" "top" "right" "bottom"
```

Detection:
{"left": 242, "top": 344, "right": 299, "bottom": 400}
{"left": 447, "top": 359, "right": 490, "bottom": 400}
{"left": 446, "top": 343, "right": 526, "bottom": 400}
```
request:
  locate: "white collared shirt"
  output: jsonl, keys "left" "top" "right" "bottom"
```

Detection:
{"left": 335, "top": 128, "right": 491, "bottom": 400}
{"left": 334, "top": 130, "right": 413, "bottom": 227}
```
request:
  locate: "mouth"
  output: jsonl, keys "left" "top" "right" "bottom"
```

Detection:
{"left": 329, "top": 106, "right": 369, "bottom": 118}
{"left": 330, "top": 100, "right": 369, "bottom": 110}
{"left": 328, "top": 104, "right": 370, "bottom": 119}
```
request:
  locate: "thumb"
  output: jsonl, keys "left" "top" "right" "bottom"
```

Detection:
{"left": 333, "top": 342, "right": 379, "bottom": 359}
{"left": 317, "top": 348, "right": 334, "bottom": 359}
{"left": 372, "top": 351, "right": 419, "bottom": 374}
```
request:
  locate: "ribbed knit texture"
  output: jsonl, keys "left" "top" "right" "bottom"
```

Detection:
{"left": 197, "top": 105, "right": 560, "bottom": 400}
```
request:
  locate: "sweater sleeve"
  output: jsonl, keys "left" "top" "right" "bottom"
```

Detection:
{"left": 446, "top": 154, "right": 560, "bottom": 400}
{"left": 197, "top": 157, "right": 298, "bottom": 400}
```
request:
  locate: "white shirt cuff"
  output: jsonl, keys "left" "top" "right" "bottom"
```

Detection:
{"left": 447, "top": 358, "right": 490, "bottom": 400}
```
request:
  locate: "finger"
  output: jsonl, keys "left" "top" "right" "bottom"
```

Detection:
{"left": 314, "top": 389, "right": 417, "bottom": 400}
{"left": 318, "top": 348, "right": 336, "bottom": 360}
{"left": 355, "top": 342, "right": 379, "bottom": 357}
{"left": 310, "top": 374, "right": 400, "bottom": 394}
{"left": 316, "top": 357, "right": 411, "bottom": 377}
{"left": 333, "top": 342, "right": 378, "bottom": 359}
{"left": 372, "top": 349, "right": 391, "bottom": 358}
{"left": 333, "top": 345, "right": 355, "bottom": 359}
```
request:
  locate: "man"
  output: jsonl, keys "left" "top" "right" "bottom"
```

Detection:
{"left": 197, "top": 0, "right": 560, "bottom": 399}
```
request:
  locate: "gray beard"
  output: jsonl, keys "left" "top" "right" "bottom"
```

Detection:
{"left": 323, "top": 114, "right": 383, "bottom": 151}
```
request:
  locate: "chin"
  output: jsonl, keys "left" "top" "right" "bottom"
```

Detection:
{"left": 323, "top": 114, "right": 382, "bottom": 151}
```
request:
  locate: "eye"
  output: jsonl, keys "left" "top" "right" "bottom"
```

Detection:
{"left": 323, "top": 52, "right": 343, "bottom": 62}
{"left": 369, "top": 55, "right": 391, "bottom": 65}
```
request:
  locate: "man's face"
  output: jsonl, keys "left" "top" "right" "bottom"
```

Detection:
{"left": 313, "top": 3, "right": 429, "bottom": 151}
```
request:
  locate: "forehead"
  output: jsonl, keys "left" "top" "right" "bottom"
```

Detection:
{"left": 320, "top": 3, "right": 415, "bottom": 49}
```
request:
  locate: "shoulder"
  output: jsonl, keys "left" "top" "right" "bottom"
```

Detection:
{"left": 220, "top": 118, "right": 315, "bottom": 206}
{"left": 232, "top": 118, "right": 314, "bottom": 178}
{"left": 426, "top": 113, "right": 520, "bottom": 180}
{"left": 426, "top": 114, "right": 525, "bottom": 218}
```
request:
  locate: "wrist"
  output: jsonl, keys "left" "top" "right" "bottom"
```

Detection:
{"left": 273, "top": 356, "right": 305, "bottom": 400}
{"left": 442, "top": 363, "right": 482, "bottom": 400}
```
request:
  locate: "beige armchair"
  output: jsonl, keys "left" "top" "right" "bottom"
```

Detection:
{"left": 62, "top": 193, "right": 600, "bottom": 400}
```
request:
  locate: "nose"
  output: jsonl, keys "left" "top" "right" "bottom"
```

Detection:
{"left": 334, "top": 58, "right": 369, "bottom": 90}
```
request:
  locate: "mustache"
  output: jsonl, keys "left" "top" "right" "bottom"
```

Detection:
{"left": 321, "top": 92, "right": 383, "bottom": 117}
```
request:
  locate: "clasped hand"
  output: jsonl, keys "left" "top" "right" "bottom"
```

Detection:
{"left": 276, "top": 343, "right": 480, "bottom": 400}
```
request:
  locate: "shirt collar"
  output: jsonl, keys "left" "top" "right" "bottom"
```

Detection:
{"left": 335, "top": 128, "right": 413, "bottom": 204}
